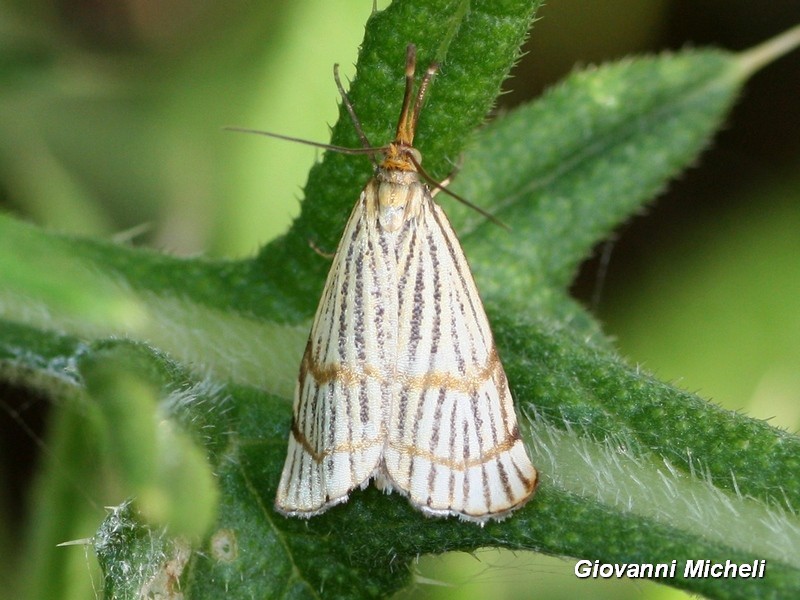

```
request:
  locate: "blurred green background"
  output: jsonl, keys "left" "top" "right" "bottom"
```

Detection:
{"left": 1, "top": 0, "right": 798, "bottom": 598}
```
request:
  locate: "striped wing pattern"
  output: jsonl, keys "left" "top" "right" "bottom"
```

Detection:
{"left": 275, "top": 176, "right": 537, "bottom": 522}
{"left": 275, "top": 188, "right": 396, "bottom": 515}
{"left": 382, "top": 187, "right": 537, "bottom": 521}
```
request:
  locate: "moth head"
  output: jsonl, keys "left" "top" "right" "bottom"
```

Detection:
{"left": 381, "top": 142, "right": 422, "bottom": 172}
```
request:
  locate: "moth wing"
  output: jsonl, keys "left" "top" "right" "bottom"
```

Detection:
{"left": 384, "top": 191, "right": 537, "bottom": 522}
{"left": 275, "top": 185, "right": 395, "bottom": 516}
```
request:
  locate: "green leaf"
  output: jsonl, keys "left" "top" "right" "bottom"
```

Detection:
{"left": 94, "top": 501, "right": 192, "bottom": 600}
{"left": 2, "top": 5, "right": 800, "bottom": 600}
{"left": 455, "top": 50, "right": 741, "bottom": 303}
{"left": 80, "top": 343, "right": 220, "bottom": 538}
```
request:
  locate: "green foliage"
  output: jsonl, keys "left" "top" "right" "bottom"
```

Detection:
{"left": 1, "top": 1, "right": 799, "bottom": 598}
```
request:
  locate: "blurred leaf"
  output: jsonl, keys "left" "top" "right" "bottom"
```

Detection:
{"left": 604, "top": 172, "right": 800, "bottom": 417}
{"left": 0, "top": 0, "right": 371, "bottom": 255}
{"left": 80, "top": 343, "right": 219, "bottom": 538}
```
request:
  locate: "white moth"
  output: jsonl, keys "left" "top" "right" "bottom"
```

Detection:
{"left": 275, "top": 45, "right": 538, "bottom": 524}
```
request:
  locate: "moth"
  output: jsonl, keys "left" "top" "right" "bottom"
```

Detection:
{"left": 274, "top": 45, "right": 537, "bottom": 523}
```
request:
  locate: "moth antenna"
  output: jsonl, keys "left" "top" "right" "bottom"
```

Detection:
{"left": 333, "top": 63, "right": 379, "bottom": 166}
{"left": 223, "top": 127, "right": 386, "bottom": 156}
{"left": 407, "top": 153, "right": 510, "bottom": 231}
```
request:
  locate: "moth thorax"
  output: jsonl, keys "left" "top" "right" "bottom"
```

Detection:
{"left": 375, "top": 168, "right": 423, "bottom": 232}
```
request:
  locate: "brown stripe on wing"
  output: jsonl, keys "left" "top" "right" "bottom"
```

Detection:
{"left": 302, "top": 345, "right": 503, "bottom": 394}
{"left": 289, "top": 417, "right": 383, "bottom": 464}
{"left": 388, "top": 429, "right": 524, "bottom": 470}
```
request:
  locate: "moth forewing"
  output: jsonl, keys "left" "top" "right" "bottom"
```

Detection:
{"left": 275, "top": 45, "right": 537, "bottom": 523}
{"left": 380, "top": 184, "right": 536, "bottom": 522}
{"left": 275, "top": 188, "right": 394, "bottom": 516}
